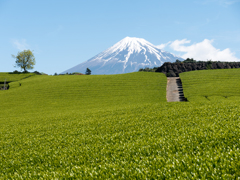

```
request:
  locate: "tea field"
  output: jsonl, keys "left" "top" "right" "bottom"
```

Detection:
{"left": 0, "top": 71, "right": 240, "bottom": 179}
{"left": 0, "top": 72, "right": 35, "bottom": 89}
{"left": 180, "top": 68, "right": 240, "bottom": 102}
{"left": 0, "top": 72, "right": 166, "bottom": 117}
{"left": 0, "top": 72, "right": 36, "bottom": 82}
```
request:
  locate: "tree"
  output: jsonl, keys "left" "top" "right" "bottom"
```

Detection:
{"left": 85, "top": 68, "right": 91, "bottom": 75}
{"left": 12, "top": 50, "right": 35, "bottom": 72}
{"left": 206, "top": 59, "right": 212, "bottom": 70}
{"left": 183, "top": 58, "right": 196, "bottom": 63}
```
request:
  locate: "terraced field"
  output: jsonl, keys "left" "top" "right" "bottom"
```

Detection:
{"left": 0, "top": 71, "right": 240, "bottom": 179}
{"left": 180, "top": 68, "right": 240, "bottom": 102}
{"left": 0, "top": 72, "right": 166, "bottom": 117}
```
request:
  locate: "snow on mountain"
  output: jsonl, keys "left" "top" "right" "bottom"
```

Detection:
{"left": 61, "top": 37, "right": 184, "bottom": 74}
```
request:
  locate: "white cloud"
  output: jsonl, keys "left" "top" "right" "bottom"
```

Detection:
{"left": 165, "top": 39, "right": 240, "bottom": 62}
{"left": 12, "top": 39, "right": 29, "bottom": 51}
{"left": 156, "top": 41, "right": 171, "bottom": 49}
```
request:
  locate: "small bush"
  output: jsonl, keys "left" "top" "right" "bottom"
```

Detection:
{"left": 33, "top": 71, "right": 42, "bottom": 75}
{"left": 9, "top": 70, "right": 21, "bottom": 74}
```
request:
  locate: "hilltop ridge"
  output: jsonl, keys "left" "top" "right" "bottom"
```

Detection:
{"left": 156, "top": 61, "right": 240, "bottom": 77}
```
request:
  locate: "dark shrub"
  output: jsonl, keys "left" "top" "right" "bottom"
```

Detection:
{"left": 33, "top": 71, "right": 42, "bottom": 75}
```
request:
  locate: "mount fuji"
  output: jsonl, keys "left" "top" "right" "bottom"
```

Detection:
{"left": 61, "top": 37, "right": 184, "bottom": 74}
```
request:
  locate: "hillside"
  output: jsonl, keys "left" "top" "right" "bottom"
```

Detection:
{"left": 0, "top": 72, "right": 167, "bottom": 117}
{"left": 156, "top": 62, "right": 240, "bottom": 77}
{"left": 180, "top": 68, "right": 240, "bottom": 102}
{"left": 0, "top": 72, "right": 36, "bottom": 89}
{"left": 0, "top": 71, "right": 240, "bottom": 179}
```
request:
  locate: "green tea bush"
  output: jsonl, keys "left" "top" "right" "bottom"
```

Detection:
{"left": 0, "top": 71, "right": 240, "bottom": 178}
{"left": 0, "top": 72, "right": 166, "bottom": 115}
{"left": 0, "top": 102, "right": 240, "bottom": 179}
{"left": 180, "top": 69, "right": 240, "bottom": 102}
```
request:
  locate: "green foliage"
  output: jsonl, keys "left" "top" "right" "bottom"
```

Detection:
{"left": 10, "top": 70, "right": 21, "bottom": 74}
{"left": 85, "top": 68, "right": 91, "bottom": 75}
{"left": 180, "top": 68, "right": 240, "bottom": 102}
{"left": 0, "top": 101, "right": 240, "bottom": 178}
{"left": 0, "top": 71, "right": 240, "bottom": 178}
{"left": 183, "top": 58, "right": 197, "bottom": 63}
{"left": 12, "top": 50, "right": 36, "bottom": 72}
{"left": 0, "top": 72, "right": 166, "bottom": 114}
{"left": 33, "top": 71, "right": 42, "bottom": 75}
{"left": 206, "top": 60, "right": 213, "bottom": 69}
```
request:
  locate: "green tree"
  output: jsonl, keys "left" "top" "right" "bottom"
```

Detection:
{"left": 12, "top": 50, "right": 35, "bottom": 72}
{"left": 85, "top": 68, "right": 91, "bottom": 75}
{"left": 206, "top": 59, "right": 212, "bottom": 69}
{"left": 183, "top": 58, "right": 196, "bottom": 63}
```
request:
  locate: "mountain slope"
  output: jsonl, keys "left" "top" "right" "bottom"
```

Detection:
{"left": 62, "top": 37, "right": 184, "bottom": 74}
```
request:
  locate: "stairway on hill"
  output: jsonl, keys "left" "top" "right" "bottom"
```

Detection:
{"left": 166, "top": 77, "right": 186, "bottom": 102}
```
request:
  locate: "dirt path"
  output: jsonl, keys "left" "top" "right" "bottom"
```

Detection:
{"left": 166, "top": 77, "right": 186, "bottom": 102}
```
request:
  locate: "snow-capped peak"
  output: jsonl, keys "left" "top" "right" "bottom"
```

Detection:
{"left": 61, "top": 37, "right": 184, "bottom": 75}
{"left": 105, "top": 36, "right": 160, "bottom": 55}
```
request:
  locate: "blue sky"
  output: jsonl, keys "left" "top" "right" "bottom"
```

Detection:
{"left": 1, "top": 0, "right": 240, "bottom": 74}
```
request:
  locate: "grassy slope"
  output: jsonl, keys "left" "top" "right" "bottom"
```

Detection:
{"left": 0, "top": 72, "right": 35, "bottom": 82}
{"left": 0, "top": 71, "right": 240, "bottom": 179}
{"left": 180, "top": 68, "right": 240, "bottom": 102}
{"left": 0, "top": 72, "right": 166, "bottom": 118}
{"left": 0, "top": 73, "right": 35, "bottom": 88}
